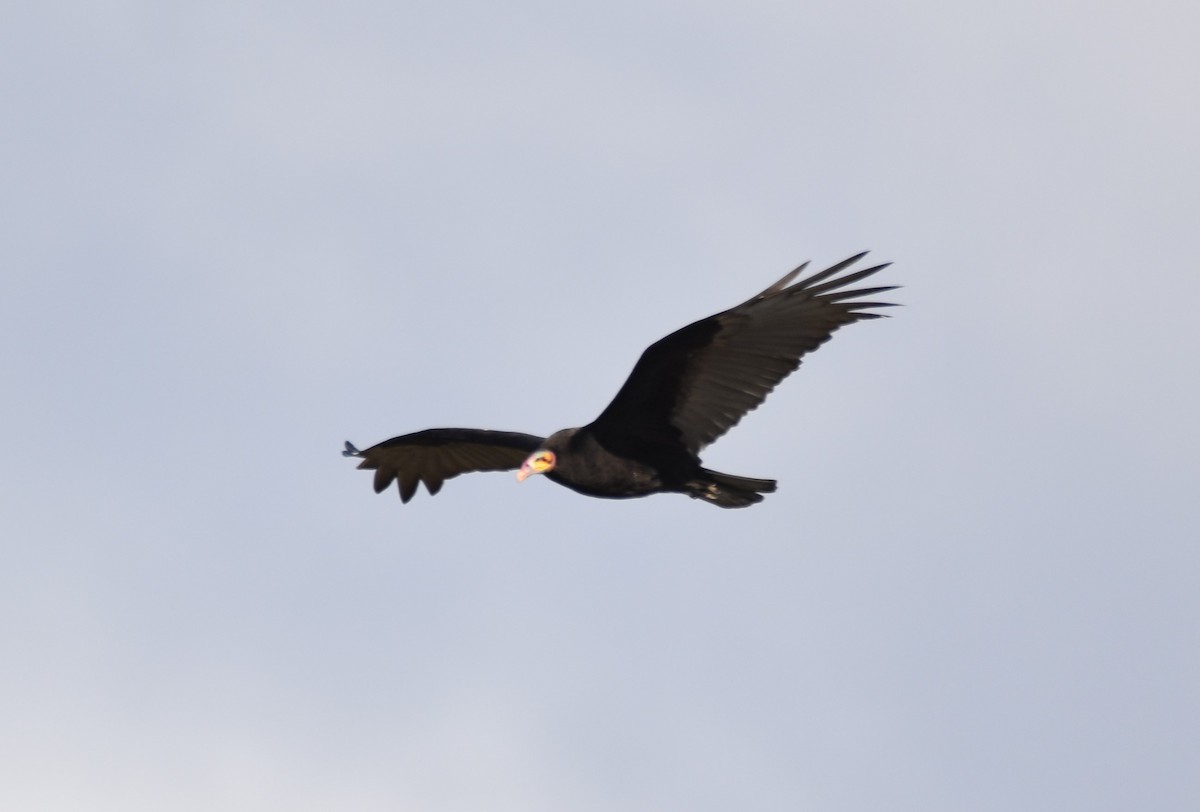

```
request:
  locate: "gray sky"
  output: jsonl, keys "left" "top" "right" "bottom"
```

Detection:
{"left": 3, "top": 2, "right": 1198, "bottom": 810}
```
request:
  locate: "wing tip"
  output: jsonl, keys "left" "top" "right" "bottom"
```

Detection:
{"left": 343, "top": 440, "right": 363, "bottom": 458}
{"left": 852, "top": 301, "right": 902, "bottom": 319}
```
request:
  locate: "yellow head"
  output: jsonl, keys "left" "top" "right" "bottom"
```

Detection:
{"left": 516, "top": 450, "right": 556, "bottom": 481}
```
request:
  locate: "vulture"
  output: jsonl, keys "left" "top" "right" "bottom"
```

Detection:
{"left": 344, "top": 253, "right": 895, "bottom": 508}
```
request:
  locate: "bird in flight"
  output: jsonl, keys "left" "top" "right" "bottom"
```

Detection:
{"left": 344, "top": 253, "right": 895, "bottom": 508}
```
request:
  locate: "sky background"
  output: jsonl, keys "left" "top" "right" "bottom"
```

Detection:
{"left": 3, "top": 1, "right": 1198, "bottom": 810}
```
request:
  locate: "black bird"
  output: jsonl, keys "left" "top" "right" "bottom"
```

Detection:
{"left": 344, "top": 253, "right": 895, "bottom": 508}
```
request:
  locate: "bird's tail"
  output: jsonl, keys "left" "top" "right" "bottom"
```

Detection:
{"left": 690, "top": 469, "right": 778, "bottom": 508}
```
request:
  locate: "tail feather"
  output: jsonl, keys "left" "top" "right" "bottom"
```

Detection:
{"left": 690, "top": 468, "right": 777, "bottom": 508}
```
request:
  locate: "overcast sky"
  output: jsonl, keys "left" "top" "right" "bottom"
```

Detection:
{"left": 3, "top": 2, "right": 1198, "bottom": 810}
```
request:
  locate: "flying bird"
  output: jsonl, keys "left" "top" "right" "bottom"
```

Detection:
{"left": 344, "top": 253, "right": 895, "bottom": 508}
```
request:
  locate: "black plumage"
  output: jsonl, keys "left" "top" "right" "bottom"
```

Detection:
{"left": 344, "top": 253, "right": 895, "bottom": 508}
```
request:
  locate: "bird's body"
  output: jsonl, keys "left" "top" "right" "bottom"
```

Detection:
{"left": 540, "top": 428, "right": 665, "bottom": 499}
{"left": 344, "top": 253, "right": 895, "bottom": 508}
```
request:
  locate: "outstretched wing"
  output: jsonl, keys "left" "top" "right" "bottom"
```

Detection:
{"left": 343, "top": 429, "right": 545, "bottom": 503}
{"left": 589, "top": 253, "right": 896, "bottom": 455}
